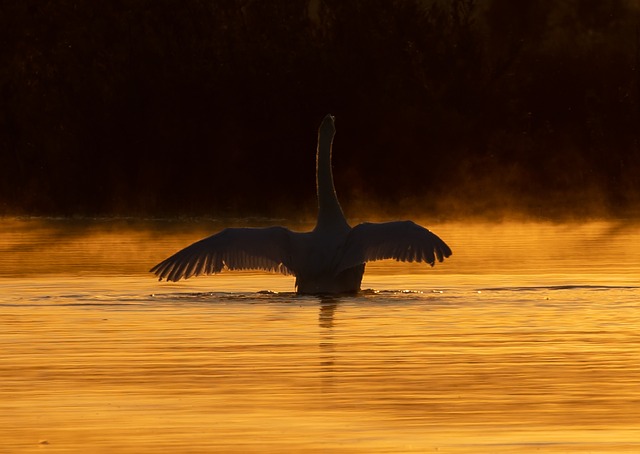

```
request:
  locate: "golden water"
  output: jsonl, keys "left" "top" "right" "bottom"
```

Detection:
{"left": 1, "top": 218, "right": 640, "bottom": 453}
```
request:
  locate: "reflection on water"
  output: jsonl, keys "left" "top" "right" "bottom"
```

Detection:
{"left": 1, "top": 218, "right": 640, "bottom": 452}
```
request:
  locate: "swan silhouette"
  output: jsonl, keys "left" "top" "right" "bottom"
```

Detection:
{"left": 151, "top": 114, "right": 452, "bottom": 294}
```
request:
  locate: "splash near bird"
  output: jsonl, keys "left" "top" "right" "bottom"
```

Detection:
{"left": 151, "top": 115, "right": 452, "bottom": 294}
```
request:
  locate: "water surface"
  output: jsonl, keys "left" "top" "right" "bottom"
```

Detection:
{"left": 1, "top": 218, "right": 640, "bottom": 452}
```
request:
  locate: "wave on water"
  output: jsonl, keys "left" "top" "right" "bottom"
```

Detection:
{"left": 477, "top": 284, "right": 639, "bottom": 292}
{"left": 147, "top": 288, "right": 450, "bottom": 305}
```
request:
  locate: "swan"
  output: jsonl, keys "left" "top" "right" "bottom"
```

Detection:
{"left": 150, "top": 114, "right": 452, "bottom": 294}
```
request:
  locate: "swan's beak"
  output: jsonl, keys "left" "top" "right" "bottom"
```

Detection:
{"left": 320, "top": 114, "right": 336, "bottom": 134}
{"left": 318, "top": 114, "right": 336, "bottom": 138}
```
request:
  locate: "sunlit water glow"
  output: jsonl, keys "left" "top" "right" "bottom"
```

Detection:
{"left": 1, "top": 218, "right": 640, "bottom": 453}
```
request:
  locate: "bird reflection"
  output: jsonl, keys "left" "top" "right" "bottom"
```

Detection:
{"left": 319, "top": 297, "right": 338, "bottom": 329}
{"left": 318, "top": 297, "right": 338, "bottom": 390}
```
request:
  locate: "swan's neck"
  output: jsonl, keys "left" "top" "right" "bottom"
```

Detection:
{"left": 315, "top": 127, "right": 349, "bottom": 232}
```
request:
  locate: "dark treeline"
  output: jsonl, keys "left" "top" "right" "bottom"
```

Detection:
{"left": 1, "top": 0, "right": 639, "bottom": 219}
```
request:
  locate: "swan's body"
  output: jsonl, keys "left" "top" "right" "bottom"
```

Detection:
{"left": 151, "top": 115, "right": 451, "bottom": 294}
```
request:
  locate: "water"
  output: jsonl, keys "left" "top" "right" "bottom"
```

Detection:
{"left": 1, "top": 217, "right": 640, "bottom": 453}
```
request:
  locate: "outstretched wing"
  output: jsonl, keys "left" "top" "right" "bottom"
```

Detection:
{"left": 337, "top": 221, "right": 452, "bottom": 273}
{"left": 150, "top": 226, "right": 296, "bottom": 281}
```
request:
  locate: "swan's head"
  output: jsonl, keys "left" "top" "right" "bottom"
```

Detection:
{"left": 319, "top": 114, "right": 336, "bottom": 138}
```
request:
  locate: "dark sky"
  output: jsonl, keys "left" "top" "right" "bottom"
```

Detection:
{"left": 2, "top": 0, "right": 639, "bottom": 219}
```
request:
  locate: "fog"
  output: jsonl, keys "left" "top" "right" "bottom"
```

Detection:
{"left": 2, "top": 0, "right": 639, "bottom": 219}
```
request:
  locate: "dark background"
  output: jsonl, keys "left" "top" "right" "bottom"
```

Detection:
{"left": 2, "top": 0, "right": 639, "bottom": 219}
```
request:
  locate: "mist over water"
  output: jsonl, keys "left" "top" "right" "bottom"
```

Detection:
{"left": 2, "top": 217, "right": 640, "bottom": 452}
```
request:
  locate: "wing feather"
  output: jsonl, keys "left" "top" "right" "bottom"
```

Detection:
{"left": 150, "top": 226, "right": 296, "bottom": 281}
{"left": 337, "top": 221, "right": 452, "bottom": 273}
